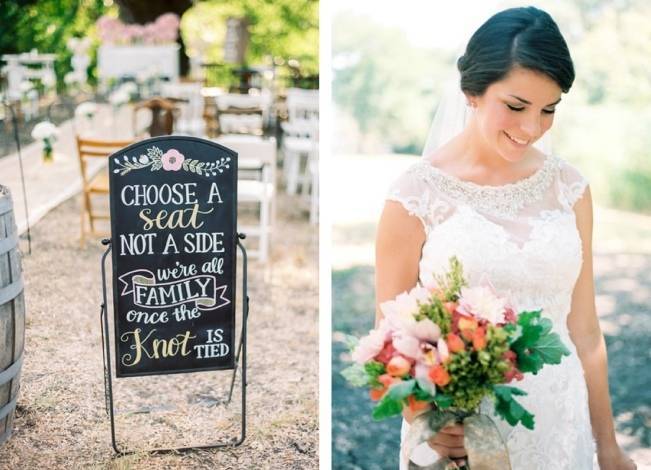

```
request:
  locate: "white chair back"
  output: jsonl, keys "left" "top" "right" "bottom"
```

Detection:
{"left": 161, "top": 82, "right": 205, "bottom": 136}
{"left": 214, "top": 135, "right": 277, "bottom": 263}
{"left": 286, "top": 88, "right": 319, "bottom": 123}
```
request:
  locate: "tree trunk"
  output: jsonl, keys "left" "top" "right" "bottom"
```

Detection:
{"left": 114, "top": 0, "right": 193, "bottom": 76}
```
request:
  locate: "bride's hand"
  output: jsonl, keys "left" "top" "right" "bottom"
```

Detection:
{"left": 402, "top": 408, "right": 467, "bottom": 465}
{"left": 427, "top": 424, "right": 467, "bottom": 461}
{"left": 597, "top": 445, "right": 636, "bottom": 470}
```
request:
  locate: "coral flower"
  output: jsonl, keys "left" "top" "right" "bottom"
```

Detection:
{"left": 369, "top": 387, "right": 386, "bottom": 401}
{"left": 387, "top": 356, "right": 411, "bottom": 377}
{"left": 428, "top": 364, "right": 451, "bottom": 387}
{"left": 458, "top": 316, "right": 478, "bottom": 341}
{"left": 446, "top": 333, "right": 465, "bottom": 353}
{"left": 473, "top": 326, "right": 487, "bottom": 351}
{"left": 407, "top": 395, "right": 431, "bottom": 413}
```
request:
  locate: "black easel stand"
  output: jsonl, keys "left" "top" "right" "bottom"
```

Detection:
{"left": 98, "top": 234, "right": 249, "bottom": 455}
{"left": 4, "top": 100, "right": 31, "bottom": 255}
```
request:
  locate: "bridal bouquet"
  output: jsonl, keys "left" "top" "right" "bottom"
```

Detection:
{"left": 342, "top": 257, "right": 570, "bottom": 469}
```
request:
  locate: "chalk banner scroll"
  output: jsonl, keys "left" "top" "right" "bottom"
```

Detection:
{"left": 109, "top": 136, "right": 237, "bottom": 377}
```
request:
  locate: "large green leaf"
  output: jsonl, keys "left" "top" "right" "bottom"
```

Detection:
{"left": 511, "top": 310, "right": 570, "bottom": 374}
{"left": 493, "top": 385, "right": 535, "bottom": 430}
{"left": 372, "top": 395, "right": 404, "bottom": 420}
{"left": 535, "top": 332, "right": 571, "bottom": 364}
{"left": 371, "top": 380, "right": 415, "bottom": 420}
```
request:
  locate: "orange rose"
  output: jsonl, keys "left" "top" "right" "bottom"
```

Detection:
{"left": 369, "top": 387, "right": 386, "bottom": 401}
{"left": 428, "top": 364, "right": 451, "bottom": 387}
{"left": 458, "top": 316, "right": 478, "bottom": 341}
{"left": 446, "top": 332, "right": 465, "bottom": 353}
{"left": 473, "top": 326, "right": 487, "bottom": 351}
{"left": 387, "top": 356, "right": 411, "bottom": 377}
{"left": 407, "top": 395, "right": 431, "bottom": 413}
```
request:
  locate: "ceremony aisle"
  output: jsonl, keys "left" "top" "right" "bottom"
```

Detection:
{"left": 0, "top": 192, "right": 317, "bottom": 469}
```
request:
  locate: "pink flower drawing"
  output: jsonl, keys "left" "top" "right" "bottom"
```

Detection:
{"left": 161, "top": 149, "right": 185, "bottom": 171}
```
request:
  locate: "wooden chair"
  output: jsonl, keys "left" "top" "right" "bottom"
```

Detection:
{"left": 132, "top": 97, "right": 177, "bottom": 138}
{"left": 77, "top": 136, "right": 133, "bottom": 244}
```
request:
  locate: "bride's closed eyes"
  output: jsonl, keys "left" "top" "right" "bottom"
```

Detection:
{"left": 505, "top": 103, "right": 556, "bottom": 114}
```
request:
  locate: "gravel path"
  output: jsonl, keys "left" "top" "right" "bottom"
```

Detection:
{"left": 0, "top": 192, "right": 318, "bottom": 469}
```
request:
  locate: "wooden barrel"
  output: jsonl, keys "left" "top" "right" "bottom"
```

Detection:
{"left": 0, "top": 185, "right": 25, "bottom": 445}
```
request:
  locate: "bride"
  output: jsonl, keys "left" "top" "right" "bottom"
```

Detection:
{"left": 375, "top": 7, "right": 636, "bottom": 470}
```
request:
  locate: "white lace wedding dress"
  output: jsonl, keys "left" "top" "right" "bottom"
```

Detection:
{"left": 388, "top": 154, "right": 596, "bottom": 469}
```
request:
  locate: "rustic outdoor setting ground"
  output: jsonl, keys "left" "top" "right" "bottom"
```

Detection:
{"left": 0, "top": 192, "right": 318, "bottom": 469}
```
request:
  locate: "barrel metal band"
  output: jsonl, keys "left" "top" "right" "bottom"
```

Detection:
{"left": 0, "top": 279, "right": 23, "bottom": 306}
{"left": 0, "top": 232, "right": 18, "bottom": 256}
{"left": 0, "top": 394, "right": 19, "bottom": 421}
{"left": 0, "top": 353, "right": 23, "bottom": 386}
{"left": 0, "top": 427, "right": 12, "bottom": 445}
{"left": 0, "top": 196, "right": 12, "bottom": 216}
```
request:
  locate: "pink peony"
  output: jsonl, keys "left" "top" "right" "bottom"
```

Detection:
{"left": 380, "top": 285, "right": 429, "bottom": 332}
{"left": 393, "top": 334, "right": 421, "bottom": 360}
{"left": 351, "top": 328, "right": 386, "bottom": 364}
{"left": 161, "top": 149, "right": 185, "bottom": 171}
{"left": 457, "top": 282, "right": 508, "bottom": 324}
{"left": 405, "top": 318, "right": 441, "bottom": 343}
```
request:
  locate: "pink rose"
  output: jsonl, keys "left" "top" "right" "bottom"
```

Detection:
{"left": 161, "top": 149, "right": 185, "bottom": 171}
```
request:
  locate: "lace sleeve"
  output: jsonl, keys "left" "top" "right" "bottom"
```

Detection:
{"left": 557, "top": 158, "right": 589, "bottom": 209}
{"left": 386, "top": 161, "right": 449, "bottom": 235}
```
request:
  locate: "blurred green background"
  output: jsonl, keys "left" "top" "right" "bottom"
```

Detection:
{"left": 332, "top": 1, "right": 651, "bottom": 468}
{"left": 0, "top": 0, "right": 318, "bottom": 91}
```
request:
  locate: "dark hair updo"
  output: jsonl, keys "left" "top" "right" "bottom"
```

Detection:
{"left": 457, "top": 6, "right": 574, "bottom": 96}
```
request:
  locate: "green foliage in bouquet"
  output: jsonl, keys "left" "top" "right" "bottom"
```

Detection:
{"left": 441, "top": 325, "right": 511, "bottom": 411}
{"left": 494, "top": 385, "right": 535, "bottom": 429}
{"left": 415, "top": 299, "right": 451, "bottom": 335}
{"left": 510, "top": 311, "right": 571, "bottom": 374}
{"left": 433, "top": 256, "right": 467, "bottom": 302}
{"left": 491, "top": 310, "right": 571, "bottom": 429}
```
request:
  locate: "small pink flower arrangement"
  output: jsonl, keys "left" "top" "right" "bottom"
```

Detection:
{"left": 96, "top": 13, "right": 180, "bottom": 45}
{"left": 161, "top": 149, "right": 185, "bottom": 171}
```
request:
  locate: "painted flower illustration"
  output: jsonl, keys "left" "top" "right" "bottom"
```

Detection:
{"left": 161, "top": 148, "right": 185, "bottom": 171}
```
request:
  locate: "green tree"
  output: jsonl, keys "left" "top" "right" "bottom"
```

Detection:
{"left": 333, "top": 12, "right": 452, "bottom": 154}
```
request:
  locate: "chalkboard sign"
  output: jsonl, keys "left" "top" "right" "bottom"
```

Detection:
{"left": 108, "top": 136, "right": 237, "bottom": 378}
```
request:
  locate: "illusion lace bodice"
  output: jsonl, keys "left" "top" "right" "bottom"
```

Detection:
{"left": 388, "top": 155, "right": 596, "bottom": 469}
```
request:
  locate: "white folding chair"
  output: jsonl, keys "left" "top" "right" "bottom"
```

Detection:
{"left": 216, "top": 93, "right": 271, "bottom": 136}
{"left": 308, "top": 148, "right": 319, "bottom": 225}
{"left": 282, "top": 89, "right": 318, "bottom": 195}
{"left": 161, "top": 82, "right": 206, "bottom": 136}
{"left": 214, "top": 135, "right": 276, "bottom": 263}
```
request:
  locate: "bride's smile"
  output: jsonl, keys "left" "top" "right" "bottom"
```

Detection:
{"left": 468, "top": 66, "right": 563, "bottom": 165}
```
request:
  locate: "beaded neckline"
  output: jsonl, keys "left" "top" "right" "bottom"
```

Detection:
{"left": 413, "top": 155, "right": 559, "bottom": 219}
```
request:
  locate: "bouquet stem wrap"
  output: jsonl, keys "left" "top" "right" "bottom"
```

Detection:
{"left": 405, "top": 411, "right": 512, "bottom": 470}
